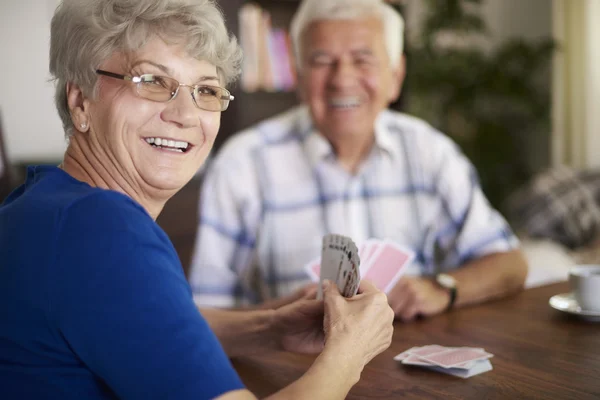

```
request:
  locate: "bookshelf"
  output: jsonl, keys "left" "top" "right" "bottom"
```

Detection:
{"left": 215, "top": 0, "right": 406, "bottom": 154}
{"left": 215, "top": 0, "right": 300, "bottom": 153}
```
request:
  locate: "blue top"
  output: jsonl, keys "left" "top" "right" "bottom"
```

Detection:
{"left": 0, "top": 166, "right": 244, "bottom": 399}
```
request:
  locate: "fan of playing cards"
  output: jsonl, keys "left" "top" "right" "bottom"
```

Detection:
{"left": 314, "top": 234, "right": 361, "bottom": 299}
{"left": 306, "top": 235, "right": 415, "bottom": 297}
{"left": 394, "top": 345, "right": 494, "bottom": 379}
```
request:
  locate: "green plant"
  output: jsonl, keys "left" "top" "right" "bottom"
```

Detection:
{"left": 399, "top": 0, "right": 554, "bottom": 210}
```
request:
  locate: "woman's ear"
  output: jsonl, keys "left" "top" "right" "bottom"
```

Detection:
{"left": 388, "top": 54, "right": 406, "bottom": 102}
{"left": 66, "top": 82, "right": 91, "bottom": 132}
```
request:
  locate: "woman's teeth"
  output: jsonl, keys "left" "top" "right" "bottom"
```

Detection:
{"left": 145, "top": 137, "right": 190, "bottom": 152}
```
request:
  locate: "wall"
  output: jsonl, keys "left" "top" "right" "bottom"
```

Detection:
{"left": 552, "top": 0, "right": 600, "bottom": 169}
{"left": 0, "top": 0, "right": 65, "bottom": 163}
{"left": 585, "top": 0, "right": 600, "bottom": 168}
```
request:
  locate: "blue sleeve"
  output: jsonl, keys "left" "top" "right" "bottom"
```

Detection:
{"left": 48, "top": 192, "right": 245, "bottom": 399}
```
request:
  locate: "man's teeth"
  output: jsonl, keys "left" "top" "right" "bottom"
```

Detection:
{"left": 329, "top": 98, "right": 361, "bottom": 108}
{"left": 145, "top": 137, "right": 189, "bottom": 152}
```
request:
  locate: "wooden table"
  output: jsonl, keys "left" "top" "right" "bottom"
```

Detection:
{"left": 233, "top": 282, "right": 600, "bottom": 399}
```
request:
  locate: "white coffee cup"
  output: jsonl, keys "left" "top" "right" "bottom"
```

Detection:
{"left": 569, "top": 265, "right": 600, "bottom": 311}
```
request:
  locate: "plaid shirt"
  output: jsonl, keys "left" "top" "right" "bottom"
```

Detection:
{"left": 190, "top": 106, "right": 518, "bottom": 307}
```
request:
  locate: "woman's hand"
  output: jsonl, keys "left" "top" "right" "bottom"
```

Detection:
{"left": 254, "top": 280, "right": 394, "bottom": 400}
{"left": 274, "top": 297, "right": 325, "bottom": 354}
{"left": 256, "top": 283, "right": 318, "bottom": 310}
{"left": 322, "top": 279, "right": 394, "bottom": 368}
{"left": 271, "top": 279, "right": 393, "bottom": 368}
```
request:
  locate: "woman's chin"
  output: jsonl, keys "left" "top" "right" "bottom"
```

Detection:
{"left": 144, "top": 169, "right": 195, "bottom": 195}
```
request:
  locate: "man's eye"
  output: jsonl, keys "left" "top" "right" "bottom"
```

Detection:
{"left": 355, "top": 58, "right": 372, "bottom": 66}
{"left": 310, "top": 56, "right": 333, "bottom": 66}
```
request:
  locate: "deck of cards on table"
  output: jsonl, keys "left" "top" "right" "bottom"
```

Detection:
{"left": 305, "top": 237, "right": 415, "bottom": 295}
{"left": 394, "top": 345, "right": 494, "bottom": 378}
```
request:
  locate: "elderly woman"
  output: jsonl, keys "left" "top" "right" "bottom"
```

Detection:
{"left": 0, "top": 0, "right": 394, "bottom": 399}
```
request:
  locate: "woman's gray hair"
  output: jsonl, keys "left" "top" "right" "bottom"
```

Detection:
{"left": 290, "top": 0, "right": 404, "bottom": 71}
{"left": 50, "top": 0, "right": 242, "bottom": 137}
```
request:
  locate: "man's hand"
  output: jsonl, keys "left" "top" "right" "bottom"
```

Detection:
{"left": 273, "top": 297, "right": 325, "bottom": 354}
{"left": 387, "top": 276, "right": 450, "bottom": 322}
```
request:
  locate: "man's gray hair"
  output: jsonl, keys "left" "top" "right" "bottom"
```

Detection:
{"left": 50, "top": 0, "right": 242, "bottom": 137}
{"left": 290, "top": 0, "right": 404, "bottom": 70}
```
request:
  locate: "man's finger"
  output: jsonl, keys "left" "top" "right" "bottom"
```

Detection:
{"left": 400, "top": 305, "right": 418, "bottom": 322}
{"left": 391, "top": 286, "right": 415, "bottom": 316}
{"left": 387, "top": 277, "right": 408, "bottom": 298}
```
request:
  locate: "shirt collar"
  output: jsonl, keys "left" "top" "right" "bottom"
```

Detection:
{"left": 301, "top": 108, "right": 400, "bottom": 168}
{"left": 374, "top": 109, "right": 402, "bottom": 160}
{"left": 298, "top": 106, "right": 334, "bottom": 167}
{"left": 303, "top": 129, "right": 334, "bottom": 168}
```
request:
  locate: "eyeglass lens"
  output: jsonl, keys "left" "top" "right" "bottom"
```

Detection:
{"left": 135, "top": 75, "right": 230, "bottom": 111}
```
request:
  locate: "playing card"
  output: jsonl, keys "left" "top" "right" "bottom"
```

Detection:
{"left": 306, "top": 237, "right": 415, "bottom": 295}
{"left": 358, "top": 241, "right": 368, "bottom": 258}
{"left": 452, "top": 360, "right": 479, "bottom": 370}
{"left": 317, "top": 234, "right": 360, "bottom": 299}
{"left": 393, "top": 346, "right": 420, "bottom": 361}
{"left": 407, "top": 345, "right": 447, "bottom": 357}
{"left": 303, "top": 258, "right": 320, "bottom": 282}
{"left": 341, "top": 260, "right": 359, "bottom": 297}
{"left": 420, "top": 348, "right": 493, "bottom": 369}
{"left": 394, "top": 345, "right": 494, "bottom": 378}
{"left": 340, "top": 238, "right": 360, "bottom": 298}
{"left": 362, "top": 240, "right": 415, "bottom": 293}
{"left": 427, "top": 360, "right": 493, "bottom": 379}
{"left": 397, "top": 344, "right": 447, "bottom": 366}
{"left": 401, "top": 354, "right": 436, "bottom": 367}
{"left": 358, "top": 239, "right": 381, "bottom": 268}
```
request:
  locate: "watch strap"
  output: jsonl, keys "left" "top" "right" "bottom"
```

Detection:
{"left": 446, "top": 286, "right": 457, "bottom": 312}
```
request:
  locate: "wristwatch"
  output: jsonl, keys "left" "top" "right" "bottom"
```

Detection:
{"left": 435, "top": 273, "right": 457, "bottom": 312}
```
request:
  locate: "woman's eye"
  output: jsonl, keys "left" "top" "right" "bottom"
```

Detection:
{"left": 142, "top": 76, "right": 169, "bottom": 88}
{"left": 198, "top": 86, "right": 218, "bottom": 96}
{"left": 153, "top": 78, "right": 169, "bottom": 88}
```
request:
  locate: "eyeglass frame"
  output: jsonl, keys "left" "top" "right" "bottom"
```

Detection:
{"left": 95, "top": 69, "right": 234, "bottom": 112}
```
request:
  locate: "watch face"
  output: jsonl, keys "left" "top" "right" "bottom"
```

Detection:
{"left": 437, "top": 273, "right": 457, "bottom": 289}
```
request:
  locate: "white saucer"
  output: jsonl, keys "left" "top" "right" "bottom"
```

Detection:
{"left": 549, "top": 292, "right": 600, "bottom": 321}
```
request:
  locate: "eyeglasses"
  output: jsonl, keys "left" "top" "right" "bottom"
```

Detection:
{"left": 95, "top": 69, "right": 234, "bottom": 112}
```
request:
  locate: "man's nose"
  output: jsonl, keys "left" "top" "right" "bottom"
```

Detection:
{"left": 329, "top": 60, "right": 358, "bottom": 88}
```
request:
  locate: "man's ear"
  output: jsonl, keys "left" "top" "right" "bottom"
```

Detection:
{"left": 388, "top": 54, "right": 406, "bottom": 102}
{"left": 66, "top": 82, "right": 91, "bottom": 132}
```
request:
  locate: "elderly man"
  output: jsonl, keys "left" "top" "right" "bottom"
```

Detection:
{"left": 189, "top": 0, "right": 528, "bottom": 320}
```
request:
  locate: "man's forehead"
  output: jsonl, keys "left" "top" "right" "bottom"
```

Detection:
{"left": 304, "top": 17, "right": 384, "bottom": 44}
{"left": 307, "top": 17, "right": 383, "bottom": 34}
{"left": 303, "top": 17, "right": 384, "bottom": 53}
